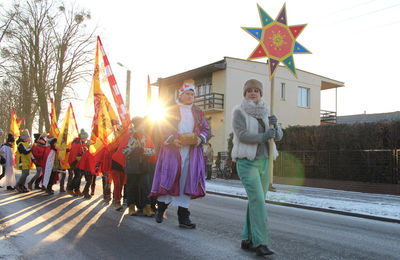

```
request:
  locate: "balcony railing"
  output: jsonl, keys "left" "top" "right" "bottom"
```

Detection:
{"left": 194, "top": 92, "right": 224, "bottom": 112}
{"left": 321, "top": 110, "right": 337, "bottom": 124}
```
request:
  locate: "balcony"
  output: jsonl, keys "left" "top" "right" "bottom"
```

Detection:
{"left": 321, "top": 110, "right": 337, "bottom": 124}
{"left": 194, "top": 93, "right": 224, "bottom": 113}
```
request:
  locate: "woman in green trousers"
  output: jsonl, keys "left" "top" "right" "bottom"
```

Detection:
{"left": 231, "top": 79, "right": 283, "bottom": 256}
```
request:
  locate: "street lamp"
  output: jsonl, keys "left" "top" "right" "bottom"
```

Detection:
{"left": 117, "top": 62, "right": 131, "bottom": 112}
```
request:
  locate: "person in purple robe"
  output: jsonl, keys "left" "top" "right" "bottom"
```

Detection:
{"left": 150, "top": 83, "right": 210, "bottom": 229}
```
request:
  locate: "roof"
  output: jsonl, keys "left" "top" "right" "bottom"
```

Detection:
{"left": 337, "top": 111, "right": 400, "bottom": 124}
{"left": 153, "top": 59, "right": 226, "bottom": 86}
{"left": 153, "top": 57, "right": 344, "bottom": 89}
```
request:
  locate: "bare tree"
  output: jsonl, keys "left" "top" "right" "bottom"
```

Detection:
{"left": 50, "top": 3, "right": 95, "bottom": 119}
{"left": 0, "top": 0, "right": 96, "bottom": 133}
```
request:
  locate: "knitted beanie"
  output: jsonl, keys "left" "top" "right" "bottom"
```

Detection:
{"left": 243, "top": 79, "right": 263, "bottom": 97}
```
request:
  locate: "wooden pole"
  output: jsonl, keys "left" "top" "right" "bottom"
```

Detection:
{"left": 269, "top": 76, "right": 275, "bottom": 186}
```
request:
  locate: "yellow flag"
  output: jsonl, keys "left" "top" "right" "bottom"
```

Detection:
{"left": 49, "top": 98, "right": 60, "bottom": 138}
{"left": 10, "top": 109, "right": 21, "bottom": 137}
{"left": 56, "top": 103, "right": 79, "bottom": 169}
{"left": 10, "top": 109, "right": 23, "bottom": 155}
{"left": 88, "top": 44, "right": 119, "bottom": 156}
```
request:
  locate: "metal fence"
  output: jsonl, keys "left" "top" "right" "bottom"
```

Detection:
{"left": 274, "top": 150, "right": 400, "bottom": 184}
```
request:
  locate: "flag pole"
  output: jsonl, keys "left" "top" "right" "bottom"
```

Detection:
{"left": 268, "top": 76, "right": 275, "bottom": 191}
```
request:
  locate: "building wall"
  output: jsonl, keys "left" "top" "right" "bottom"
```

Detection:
{"left": 207, "top": 57, "right": 324, "bottom": 154}
{"left": 274, "top": 68, "right": 322, "bottom": 128}
{"left": 206, "top": 70, "right": 227, "bottom": 153}
{"left": 157, "top": 57, "right": 342, "bottom": 155}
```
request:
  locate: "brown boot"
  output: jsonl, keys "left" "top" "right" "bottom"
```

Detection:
{"left": 27, "top": 180, "right": 33, "bottom": 190}
{"left": 128, "top": 204, "right": 137, "bottom": 216}
{"left": 74, "top": 190, "right": 84, "bottom": 196}
{"left": 67, "top": 190, "right": 77, "bottom": 196}
{"left": 143, "top": 204, "right": 155, "bottom": 217}
{"left": 114, "top": 200, "right": 123, "bottom": 211}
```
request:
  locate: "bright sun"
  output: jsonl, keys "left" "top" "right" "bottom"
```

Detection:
{"left": 147, "top": 99, "right": 166, "bottom": 121}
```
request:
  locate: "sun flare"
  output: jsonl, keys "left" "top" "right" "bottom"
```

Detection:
{"left": 147, "top": 100, "right": 166, "bottom": 121}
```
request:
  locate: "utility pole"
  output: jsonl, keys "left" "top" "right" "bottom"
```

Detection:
{"left": 117, "top": 62, "right": 131, "bottom": 112}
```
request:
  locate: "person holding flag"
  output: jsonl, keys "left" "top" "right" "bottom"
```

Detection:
{"left": 122, "top": 116, "right": 156, "bottom": 216}
{"left": 67, "top": 129, "right": 88, "bottom": 196}
{"left": 15, "top": 129, "right": 32, "bottom": 193}
{"left": 42, "top": 137, "right": 61, "bottom": 195}
{"left": 29, "top": 133, "right": 47, "bottom": 190}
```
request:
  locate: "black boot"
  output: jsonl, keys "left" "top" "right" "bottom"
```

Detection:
{"left": 177, "top": 207, "right": 196, "bottom": 229}
{"left": 155, "top": 201, "right": 169, "bottom": 223}
{"left": 241, "top": 240, "right": 255, "bottom": 251}
{"left": 255, "top": 245, "right": 274, "bottom": 256}
{"left": 34, "top": 177, "right": 42, "bottom": 189}
{"left": 46, "top": 171, "right": 56, "bottom": 195}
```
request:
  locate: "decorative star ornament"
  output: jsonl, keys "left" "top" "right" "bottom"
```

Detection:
{"left": 242, "top": 3, "right": 311, "bottom": 79}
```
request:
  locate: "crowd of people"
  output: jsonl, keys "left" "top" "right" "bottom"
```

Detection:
{"left": 0, "top": 80, "right": 282, "bottom": 256}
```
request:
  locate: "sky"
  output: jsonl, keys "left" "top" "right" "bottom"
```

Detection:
{"left": 6, "top": 0, "right": 400, "bottom": 132}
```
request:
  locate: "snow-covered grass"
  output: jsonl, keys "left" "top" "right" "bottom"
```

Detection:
{"left": 206, "top": 179, "right": 400, "bottom": 220}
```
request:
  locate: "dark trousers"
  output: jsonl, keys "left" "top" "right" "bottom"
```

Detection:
{"left": 68, "top": 167, "right": 83, "bottom": 192}
{"left": 126, "top": 173, "right": 150, "bottom": 209}
{"left": 59, "top": 171, "right": 66, "bottom": 191}
{"left": 34, "top": 173, "right": 42, "bottom": 188}
{"left": 82, "top": 172, "right": 95, "bottom": 194}
{"left": 206, "top": 164, "right": 212, "bottom": 179}
{"left": 66, "top": 170, "right": 74, "bottom": 189}
{"left": 46, "top": 171, "right": 57, "bottom": 191}
{"left": 102, "top": 173, "right": 111, "bottom": 199}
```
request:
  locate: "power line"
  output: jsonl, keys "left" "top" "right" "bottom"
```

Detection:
{"left": 328, "top": 0, "right": 377, "bottom": 16}
{"left": 338, "top": 3, "right": 400, "bottom": 23}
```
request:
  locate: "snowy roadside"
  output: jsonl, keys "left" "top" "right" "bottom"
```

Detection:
{"left": 206, "top": 178, "right": 400, "bottom": 221}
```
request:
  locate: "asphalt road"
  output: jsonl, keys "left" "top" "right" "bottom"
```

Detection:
{"left": 1, "top": 186, "right": 399, "bottom": 260}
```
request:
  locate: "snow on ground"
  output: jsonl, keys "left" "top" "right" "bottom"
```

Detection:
{"left": 206, "top": 179, "right": 400, "bottom": 220}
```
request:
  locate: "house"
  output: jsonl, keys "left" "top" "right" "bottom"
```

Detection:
{"left": 154, "top": 57, "right": 344, "bottom": 154}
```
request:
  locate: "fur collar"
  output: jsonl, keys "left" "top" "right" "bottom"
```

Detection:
{"left": 240, "top": 99, "right": 269, "bottom": 119}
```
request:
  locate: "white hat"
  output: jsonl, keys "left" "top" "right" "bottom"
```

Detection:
{"left": 178, "top": 83, "right": 196, "bottom": 97}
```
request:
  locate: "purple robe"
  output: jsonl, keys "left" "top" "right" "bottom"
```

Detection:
{"left": 150, "top": 105, "right": 210, "bottom": 199}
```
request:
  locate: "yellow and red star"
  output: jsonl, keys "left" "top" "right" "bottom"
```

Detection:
{"left": 242, "top": 4, "right": 311, "bottom": 79}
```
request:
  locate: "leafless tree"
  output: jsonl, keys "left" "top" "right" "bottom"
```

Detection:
{"left": 0, "top": 0, "right": 95, "bottom": 133}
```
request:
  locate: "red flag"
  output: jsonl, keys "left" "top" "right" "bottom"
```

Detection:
{"left": 97, "top": 36, "right": 131, "bottom": 128}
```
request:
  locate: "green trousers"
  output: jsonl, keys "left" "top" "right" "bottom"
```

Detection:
{"left": 236, "top": 158, "right": 269, "bottom": 247}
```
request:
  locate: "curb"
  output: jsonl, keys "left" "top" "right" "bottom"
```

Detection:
{"left": 207, "top": 191, "right": 400, "bottom": 224}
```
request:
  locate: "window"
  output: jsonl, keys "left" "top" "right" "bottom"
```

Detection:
{"left": 195, "top": 76, "right": 212, "bottom": 97}
{"left": 280, "top": 82, "right": 286, "bottom": 100}
{"left": 297, "top": 87, "right": 310, "bottom": 108}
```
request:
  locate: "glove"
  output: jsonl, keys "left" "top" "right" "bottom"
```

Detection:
{"left": 265, "top": 128, "right": 276, "bottom": 140}
{"left": 268, "top": 115, "right": 278, "bottom": 127}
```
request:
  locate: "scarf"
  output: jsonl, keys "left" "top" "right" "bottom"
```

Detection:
{"left": 240, "top": 99, "right": 269, "bottom": 119}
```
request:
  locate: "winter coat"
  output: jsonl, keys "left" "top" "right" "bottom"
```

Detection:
{"left": 150, "top": 104, "right": 210, "bottom": 199}
{"left": 32, "top": 143, "right": 47, "bottom": 167}
{"left": 76, "top": 150, "right": 96, "bottom": 174}
{"left": 231, "top": 105, "right": 282, "bottom": 161}
{"left": 42, "top": 146, "right": 60, "bottom": 187}
{"left": 68, "top": 138, "right": 85, "bottom": 168}
{"left": 16, "top": 139, "right": 32, "bottom": 170}
{"left": 123, "top": 133, "right": 155, "bottom": 175}
{"left": 0, "top": 143, "right": 15, "bottom": 187}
